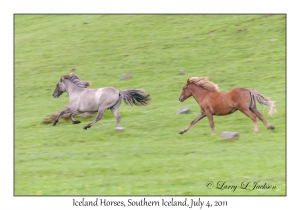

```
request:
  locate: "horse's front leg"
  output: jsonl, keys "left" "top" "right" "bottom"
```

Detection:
{"left": 52, "top": 107, "right": 70, "bottom": 126}
{"left": 179, "top": 112, "right": 206, "bottom": 134}
{"left": 70, "top": 113, "right": 81, "bottom": 124}
{"left": 205, "top": 112, "right": 215, "bottom": 135}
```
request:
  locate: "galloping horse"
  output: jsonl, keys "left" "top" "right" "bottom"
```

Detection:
{"left": 52, "top": 73, "right": 150, "bottom": 130}
{"left": 178, "top": 77, "right": 276, "bottom": 135}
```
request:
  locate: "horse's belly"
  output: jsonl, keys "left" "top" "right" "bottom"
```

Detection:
{"left": 68, "top": 101, "right": 97, "bottom": 113}
{"left": 214, "top": 107, "right": 238, "bottom": 116}
{"left": 77, "top": 101, "right": 100, "bottom": 112}
{"left": 78, "top": 107, "right": 98, "bottom": 112}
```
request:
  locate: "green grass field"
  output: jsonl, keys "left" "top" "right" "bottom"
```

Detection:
{"left": 14, "top": 14, "right": 286, "bottom": 195}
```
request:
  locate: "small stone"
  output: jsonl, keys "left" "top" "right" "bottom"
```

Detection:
{"left": 220, "top": 131, "right": 239, "bottom": 139}
{"left": 120, "top": 74, "right": 132, "bottom": 80}
{"left": 177, "top": 107, "right": 190, "bottom": 114}
{"left": 179, "top": 70, "right": 185, "bottom": 75}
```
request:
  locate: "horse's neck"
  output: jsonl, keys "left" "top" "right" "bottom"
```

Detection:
{"left": 65, "top": 81, "right": 84, "bottom": 97}
{"left": 190, "top": 84, "right": 209, "bottom": 100}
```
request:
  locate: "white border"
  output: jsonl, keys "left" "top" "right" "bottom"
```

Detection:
{"left": 3, "top": 1, "right": 296, "bottom": 209}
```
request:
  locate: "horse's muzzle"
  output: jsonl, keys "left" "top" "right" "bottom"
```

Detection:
{"left": 179, "top": 96, "right": 184, "bottom": 102}
{"left": 53, "top": 91, "right": 63, "bottom": 98}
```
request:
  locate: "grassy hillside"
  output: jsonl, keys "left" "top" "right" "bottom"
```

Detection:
{"left": 14, "top": 14, "right": 286, "bottom": 195}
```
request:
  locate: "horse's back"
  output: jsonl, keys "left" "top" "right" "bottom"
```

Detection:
{"left": 205, "top": 88, "right": 251, "bottom": 115}
{"left": 227, "top": 87, "right": 251, "bottom": 101}
{"left": 93, "top": 87, "right": 120, "bottom": 101}
{"left": 76, "top": 87, "right": 120, "bottom": 112}
{"left": 221, "top": 87, "right": 252, "bottom": 110}
{"left": 95, "top": 86, "right": 119, "bottom": 95}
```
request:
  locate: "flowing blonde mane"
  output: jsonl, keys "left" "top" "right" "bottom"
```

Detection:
{"left": 188, "top": 77, "right": 219, "bottom": 92}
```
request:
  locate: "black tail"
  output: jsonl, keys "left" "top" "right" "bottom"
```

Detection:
{"left": 120, "top": 89, "right": 150, "bottom": 106}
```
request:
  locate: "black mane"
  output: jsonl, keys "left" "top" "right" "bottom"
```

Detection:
{"left": 62, "top": 74, "right": 90, "bottom": 88}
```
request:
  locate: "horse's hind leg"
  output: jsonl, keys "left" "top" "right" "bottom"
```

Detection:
{"left": 239, "top": 108, "right": 259, "bottom": 133}
{"left": 70, "top": 113, "right": 81, "bottom": 124}
{"left": 83, "top": 109, "right": 105, "bottom": 130}
{"left": 249, "top": 105, "right": 274, "bottom": 130}
{"left": 110, "top": 98, "right": 122, "bottom": 128}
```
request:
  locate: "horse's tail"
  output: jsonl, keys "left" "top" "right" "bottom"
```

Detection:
{"left": 249, "top": 90, "right": 277, "bottom": 115}
{"left": 119, "top": 89, "right": 150, "bottom": 106}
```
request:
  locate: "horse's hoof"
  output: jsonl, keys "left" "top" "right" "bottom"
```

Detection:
{"left": 269, "top": 125, "right": 275, "bottom": 130}
{"left": 52, "top": 122, "right": 57, "bottom": 126}
{"left": 179, "top": 131, "right": 184, "bottom": 135}
{"left": 73, "top": 120, "right": 81, "bottom": 124}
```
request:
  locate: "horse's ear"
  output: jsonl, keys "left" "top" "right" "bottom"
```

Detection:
{"left": 60, "top": 75, "right": 68, "bottom": 82}
{"left": 187, "top": 78, "right": 191, "bottom": 84}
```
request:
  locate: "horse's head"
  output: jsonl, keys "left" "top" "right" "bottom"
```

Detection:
{"left": 53, "top": 76, "right": 67, "bottom": 98}
{"left": 178, "top": 80, "right": 193, "bottom": 102}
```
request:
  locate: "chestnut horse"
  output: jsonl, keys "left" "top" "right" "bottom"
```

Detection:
{"left": 178, "top": 77, "right": 276, "bottom": 135}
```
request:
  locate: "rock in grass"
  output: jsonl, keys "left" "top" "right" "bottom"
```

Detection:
{"left": 120, "top": 73, "right": 132, "bottom": 80}
{"left": 220, "top": 131, "right": 239, "bottom": 139}
{"left": 177, "top": 107, "right": 190, "bottom": 114}
{"left": 179, "top": 70, "right": 185, "bottom": 75}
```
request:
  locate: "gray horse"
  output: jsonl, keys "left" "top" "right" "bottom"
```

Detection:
{"left": 52, "top": 73, "right": 150, "bottom": 130}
